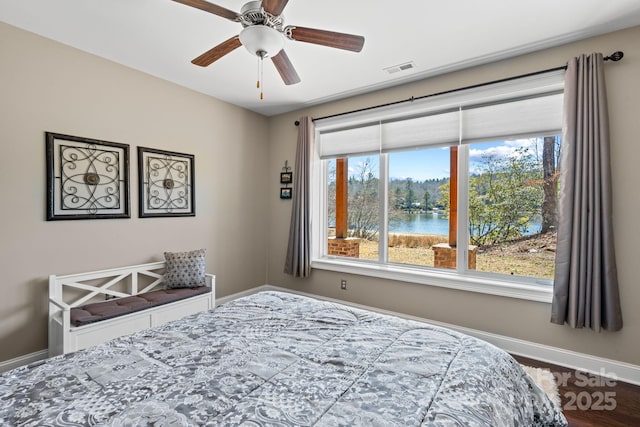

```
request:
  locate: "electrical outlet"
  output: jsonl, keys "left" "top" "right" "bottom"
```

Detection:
{"left": 340, "top": 280, "right": 347, "bottom": 290}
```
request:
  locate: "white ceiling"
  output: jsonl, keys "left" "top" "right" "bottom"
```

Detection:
{"left": 2, "top": 0, "right": 640, "bottom": 116}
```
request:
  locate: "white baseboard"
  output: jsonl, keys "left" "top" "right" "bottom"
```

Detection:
{"left": 0, "top": 349, "right": 48, "bottom": 373}
{"left": 4, "top": 286, "right": 639, "bottom": 387}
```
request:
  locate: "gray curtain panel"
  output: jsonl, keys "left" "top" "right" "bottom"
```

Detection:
{"left": 284, "top": 117, "right": 314, "bottom": 277}
{"left": 551, "top": 53, "right": 622, "bottom": 331}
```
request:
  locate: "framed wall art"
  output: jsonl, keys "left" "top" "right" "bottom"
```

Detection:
{"left": 46, "top": 132, "right": 130, "bottom": 220}
{"left": 280, "top": 172, "right": 292, "bottom": 184}
{"left": 280, "top": 187, "right": 292, "bottom": 199}
{"left": 138, "top": 147, "right": 195, "bottom": 217}
{"left": 280, "top": 160, "right": 292, "bottom": 200}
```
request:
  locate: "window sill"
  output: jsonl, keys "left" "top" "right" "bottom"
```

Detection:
{"left": 311, "top": 258, "right": 553, "bottom": 303}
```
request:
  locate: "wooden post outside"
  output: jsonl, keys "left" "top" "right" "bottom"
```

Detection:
{"left": 335, "top": 158, "right": 348, "bottom": 238}
{"left": 449, "top": 147, "right": 458, "bottom": 247}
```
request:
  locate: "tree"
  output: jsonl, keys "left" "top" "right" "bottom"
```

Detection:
{"left": 405, "top": 178, "right": 415, "bottom": 210}
{"left": 348, "top": 158, "right": 379, "bottom": 240}
{"left": 451, "top": 146, "right": 543, "bottom": 246}
{"left": 541, "top": 136, "right": 558, "bottom": 233}
{"left": 486, "top": 148, "right": 540, "bottom": 244}
{"left": 392, "top": 186, "right": 403, "bottom": 209}
{"left": 327, "top": 161, "right": 336, "bottom": 232}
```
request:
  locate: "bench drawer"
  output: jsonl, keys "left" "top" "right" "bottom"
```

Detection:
{"left": 152, "top": 294, "right": 211, "bottom": 325}
{"left": 73, "top": 314, "right": 153, "bottom": 351}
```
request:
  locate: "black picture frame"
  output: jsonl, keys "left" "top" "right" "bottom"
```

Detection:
{"left": 280, "top": 187, "right": 292, "bottom": 199}
{"left": 46, "top": 132, "right": 130, "bottom": 220}
{"left": 280, "top": 172, "right": 292, "bottom": 184}
{"left": 138, "top": 147, "right": 195, "bottom": 217}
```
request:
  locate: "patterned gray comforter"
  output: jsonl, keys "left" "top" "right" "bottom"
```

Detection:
{"left": 1, "top": 291, "right": 566, "bottom": 426}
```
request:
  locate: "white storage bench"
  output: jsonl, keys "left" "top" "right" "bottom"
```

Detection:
{"left": 48, "top": 261, "right": 215, "bottom": 356}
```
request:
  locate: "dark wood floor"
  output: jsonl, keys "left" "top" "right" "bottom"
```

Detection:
{"left": 513, "top": 355, "right": 640, "bottom": 427}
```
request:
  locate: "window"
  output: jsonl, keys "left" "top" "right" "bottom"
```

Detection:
{"left": 312, "top": 71, "right": 564, "bottom": 301}
{"left": 387, "top": 147, "right": 451, "bottom": 268}
{"left": 466, "top": 137, "right": 560, "bottom": 279}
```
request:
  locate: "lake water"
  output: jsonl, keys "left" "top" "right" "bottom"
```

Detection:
{"left": 389, "top": 212, "right": 541, "bottom": 236}
{"left": 389, "top": 213, "right": 450, "bottom": 235}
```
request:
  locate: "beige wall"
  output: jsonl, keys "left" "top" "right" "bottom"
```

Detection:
{"left": 0, "top": 23, "right": 269, "bottom": 361}
{"left": 267, "top": 26, "right": 640, "bottom": 366}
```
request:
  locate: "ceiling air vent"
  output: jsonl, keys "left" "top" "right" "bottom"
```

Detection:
{"left": 384, "top": 61, "right": 416, "bottom": 74}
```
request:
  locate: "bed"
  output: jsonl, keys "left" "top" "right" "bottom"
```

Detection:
{"left": 1, "top": 291, "right": 566, "bottom": 426}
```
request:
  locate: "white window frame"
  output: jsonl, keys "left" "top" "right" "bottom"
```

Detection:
{"left": 311, "top": 71, "right": 565, "bottom": 303}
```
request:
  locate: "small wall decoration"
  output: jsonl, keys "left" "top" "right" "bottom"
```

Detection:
{"left": 280, "top": 160, "right": 292, "bottom": 200}
{"left": 280, "top": 171, "right": 292, "bottom": 184}
{"left": 46, "top": 132, "right": 130, "bottom": 220}
{"left": 138, "top": 147, "right": 195, "bottom": 217}
{"left": 280, "top": 187, "right": 292, "bottom": 199}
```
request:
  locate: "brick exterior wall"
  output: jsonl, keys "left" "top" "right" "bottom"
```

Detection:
{"left": 328, "top": 237, "right": 360, "bottom": 258}
{"left": 432, "top": 243, "right": 477, "bottom": 270}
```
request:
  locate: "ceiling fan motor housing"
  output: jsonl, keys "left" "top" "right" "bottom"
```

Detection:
{"left": 239, "top": 1, "right": 284, "bottom": 29}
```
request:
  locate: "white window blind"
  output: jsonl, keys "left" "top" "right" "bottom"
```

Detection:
{"left": 461, "top": 92, "right": 563, "bottom": 144}
{"left": 319, "top": 123, "right": 380, "bottom": 158}
{"left": 381, "top": 109, "right": 460, "bottom": 152}
{"left": 316, "top": 69, "right": 564, "bottom": 158}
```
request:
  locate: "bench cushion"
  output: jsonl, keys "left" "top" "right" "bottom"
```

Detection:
{"left": 70, "top": 286, "right": 210, "bottom": 327}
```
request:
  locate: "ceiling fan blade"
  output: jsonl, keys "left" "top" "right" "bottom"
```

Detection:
{"left": 191, "top": 36, "right": 242, "bottom": 66}
{"left": 172, "top": 0, "right": 239, "bottom": 21}
{"left": 287, "top": 26, "right": 365, "bottom": 52}
{"left": 271, "top": 50, "right": 301, "bottom": 85}
{"left": 262, "top": 0, "right": 289, "bottom": 16}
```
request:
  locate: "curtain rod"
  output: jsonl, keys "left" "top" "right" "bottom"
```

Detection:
{"left": 294, "top": 50, "right": 624, "bottom": 126}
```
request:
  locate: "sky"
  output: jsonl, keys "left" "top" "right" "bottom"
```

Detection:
{"left": 389, "top": 148, "right": 451, "bottom": 181}
{"left": 345, "top": 138, "right": 555, "bottom": 181}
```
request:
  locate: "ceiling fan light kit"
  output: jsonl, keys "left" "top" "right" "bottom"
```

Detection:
{"left": 173, "top": 0, "right": 365, "bottom": 98}
{"left": 239, "top": 25, "right": 284, "bottom": 58}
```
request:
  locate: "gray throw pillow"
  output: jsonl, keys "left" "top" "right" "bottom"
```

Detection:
{"left": 164, "top": 249, "right": 206, "bottom": 289}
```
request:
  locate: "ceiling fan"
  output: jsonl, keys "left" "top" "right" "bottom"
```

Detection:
{"left": 172, "top": 0, "right": 365, "bottom": 90}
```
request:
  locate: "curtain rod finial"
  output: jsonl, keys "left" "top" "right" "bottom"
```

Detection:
{"left": 294, "top": 120, "right": 300, "bottom": 126}
{"left": 605, "top": 51, "right": 624, "bottom": 61}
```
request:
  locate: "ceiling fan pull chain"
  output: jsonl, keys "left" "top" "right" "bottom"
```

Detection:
{"left": 256, "top": 55, "right": 261, "bottom": 90}
{"left": 259, "top": 52, "right": 265, "bottom": 100}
